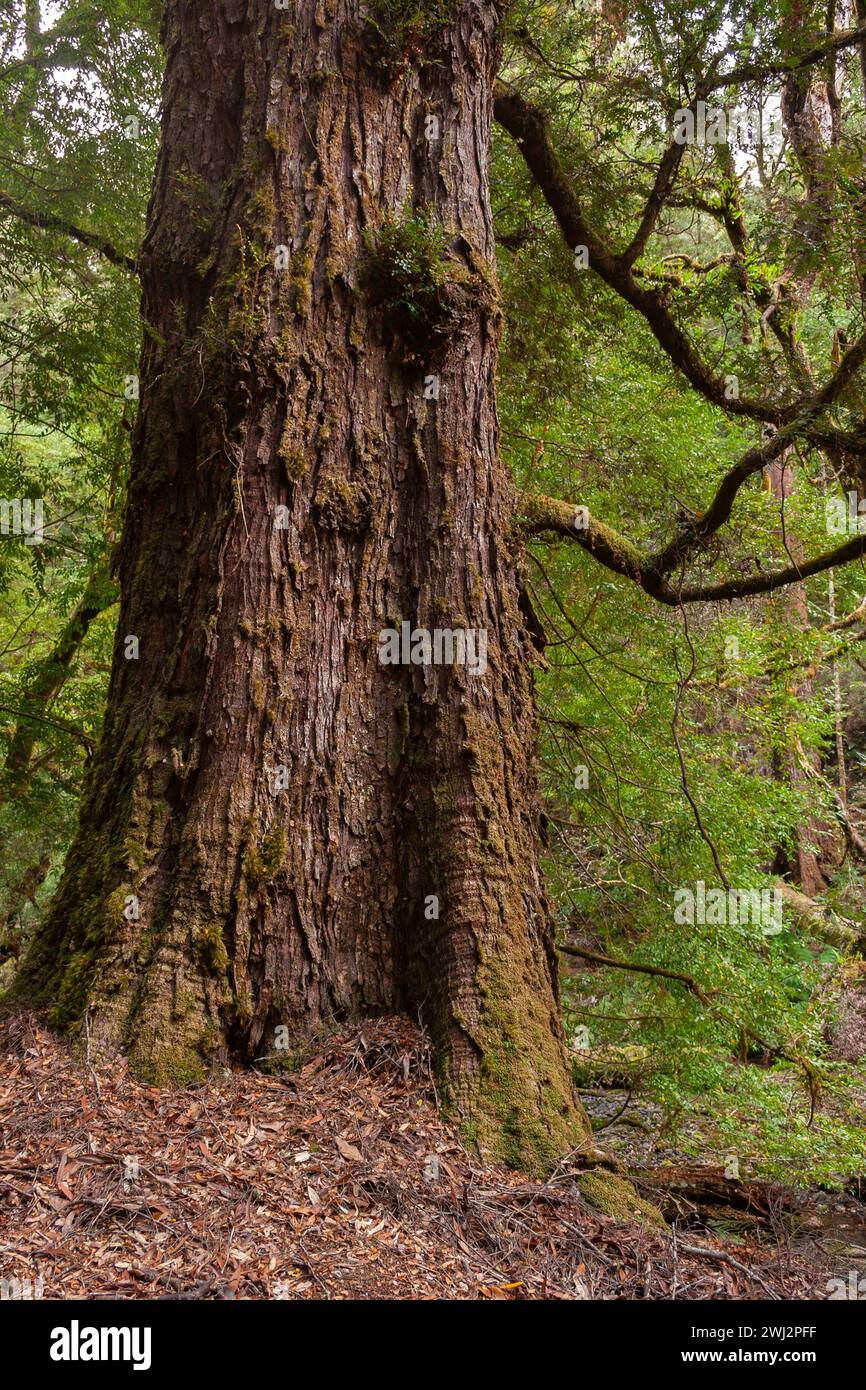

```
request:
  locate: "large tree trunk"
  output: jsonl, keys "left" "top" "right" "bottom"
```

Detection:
{"left": 19, "top": 0, "right": 585, "bottom": 1170}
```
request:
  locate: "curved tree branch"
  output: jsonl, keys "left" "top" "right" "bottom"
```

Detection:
{"left": 516, "top": 490, "right": 866, "bottom": 605}
{"left": 703, "top": 23, "right": 866, "bottom": 93}
{"left": 0, "top": 189, "right": 138, "bottom": 273}
{"left": 493, "top": 84, "right": 866, "bottom": 429}
{"left": 558, "top": 941, "right": 713, "bottom": 1004}
{"left": 493, "top": 81, "right": 786, "bottom": 423}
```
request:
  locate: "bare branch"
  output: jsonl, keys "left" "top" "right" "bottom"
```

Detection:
{"left": 558, "top": 941, "right": 713, "bottom": 1004}
{"left": 494, "top": 82, "right": 789, "bottom": 424}
{"left": 621, "top": 137, "right": 687, "bottom": 267}
{"left": 674, "top": 536, "right": 866, "bottom": 601}
{"left": 494, "top": 84, "right": 866, "bottom": 429}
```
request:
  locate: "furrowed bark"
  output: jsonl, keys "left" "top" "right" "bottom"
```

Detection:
{"left": 19, "top": 0, "right": 586, "bottom": 1170}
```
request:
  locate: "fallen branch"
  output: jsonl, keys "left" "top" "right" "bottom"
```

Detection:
{"left": 675, "top": 1241, "right": 782, "bottom": 1299}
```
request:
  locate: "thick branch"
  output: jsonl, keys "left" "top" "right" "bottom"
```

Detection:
{"left": 559, "top": 942, "right": 712, "bottom": 1004}
{"left": 493, "top": 82, "right": 786, "bottom": 424}
{"left": 621, "top": 137, "right": 687, "bottom": 267}
{"left": 494, "top": 85, "right": 866, "bottom": 430}
{"left": 517, "top": 490, "right": 866, "bottom": 605}
{"left": 675, "top": 536, "right": 866, "bottom": 601}
{"left": 635, "top": 252, "right": 735, "bottom": 286}
{"left": 516, "top": 491, "right": 656, "bottom": 590}
{"left": 653, "top": 333, "right": 866, "bottom": 577}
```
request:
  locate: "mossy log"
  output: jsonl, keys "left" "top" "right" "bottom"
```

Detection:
{"left": 634, "top": 1165, "right": 795, "bottom": 1220}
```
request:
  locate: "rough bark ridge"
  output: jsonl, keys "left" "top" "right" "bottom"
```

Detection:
{"left": 20, "top": 0, "right": 585, "bottom": 1169}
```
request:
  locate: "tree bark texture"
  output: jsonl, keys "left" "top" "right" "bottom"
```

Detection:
{"left": 21, "top": 0, "right": 585, "bottom": 1170}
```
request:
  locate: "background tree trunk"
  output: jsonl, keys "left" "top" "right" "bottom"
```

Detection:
{"left": 3, "top": 560, "right": 116, "bottom": 786}
{"left": 19, "top": 0, "right": 585, "bottom": 1170}
{"left": 765, "top": 457, "right": 831, "bottom": 897}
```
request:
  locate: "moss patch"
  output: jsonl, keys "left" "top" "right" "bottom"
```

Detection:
{"left": 132, "top": 1039, "right": 208, "bottom": 1087}
{"left": 244, "top": 825, "right": 288, "bottom": 885}
{"left": 313, "top": 477, "right": 372, "bottom": 535}
{"left": 196, "top": 921, "right": 229, "bottom": 975}
{"left": 578, "top": 1169, "right": 667, "bottom": 1229}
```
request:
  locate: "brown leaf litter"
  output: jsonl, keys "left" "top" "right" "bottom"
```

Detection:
{"left": 0, "top": 1011, "right": 830, "bottom": 1300}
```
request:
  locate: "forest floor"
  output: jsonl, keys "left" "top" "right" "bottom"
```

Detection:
{"left": 0, "top": 1010, "right": 857, "bottom": 1300}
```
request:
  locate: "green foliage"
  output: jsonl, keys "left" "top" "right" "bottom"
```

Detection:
{"left": 0, "top": 0, "right": 159, "bottom": 949}
{"left": 364, "top": 0, "right": 453, "bottom": 66}
{"left": 362, "top": 204, "right": 453, "bottom": 343}
{"left": 492, "top": 0, "right": 866, "bottom": 1184}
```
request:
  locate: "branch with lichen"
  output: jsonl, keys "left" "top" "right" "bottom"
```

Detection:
{"left": 515, "top": 490, "right": 866, "bottom": 605}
